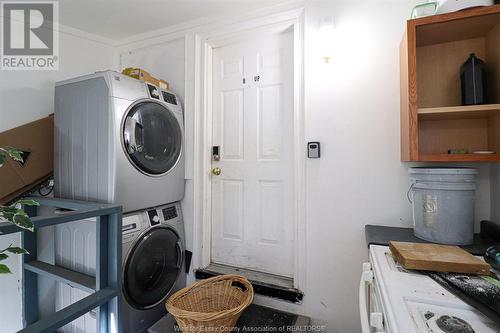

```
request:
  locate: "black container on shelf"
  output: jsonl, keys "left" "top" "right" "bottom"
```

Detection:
{"left": 461, "top": 53, "right": 487, "bottom": 105}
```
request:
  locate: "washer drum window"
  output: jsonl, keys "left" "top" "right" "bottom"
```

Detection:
{"left": 123, "top": 101, "right": 182, "bottom": 175}
{"left": 124, "top": 227, "right": 182, "bottom": 309}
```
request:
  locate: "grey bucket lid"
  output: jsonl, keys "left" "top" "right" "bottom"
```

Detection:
{"left": 408, "top": 167, "right": 477, "bottom": 175}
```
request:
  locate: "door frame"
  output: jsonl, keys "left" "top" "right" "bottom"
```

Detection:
{"left": 192, "top": 8, "right": 306, "bottom": 290}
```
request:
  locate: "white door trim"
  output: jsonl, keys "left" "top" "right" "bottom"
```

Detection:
{"left": 192, "top": 8, "right": 306, "bottom": 290}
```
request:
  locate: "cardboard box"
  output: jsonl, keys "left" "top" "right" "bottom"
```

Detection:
{"left": 0, "top": 115, "right": 53, "bottom": 204}
{"left": 139, "top": 70, "right": 160, "bottom": 87}
{"left": 159, "top": 79, "right": 169, "bottom": 90}
{"left": 122, "top": 68, "right": 170, "bottom": 90}
{"left": 122, "top": 67, "right": 160, "bottom": 86}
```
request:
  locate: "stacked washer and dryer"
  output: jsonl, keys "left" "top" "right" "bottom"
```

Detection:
{"left": 54, "top": 70, "right": 186, "bottom": 333}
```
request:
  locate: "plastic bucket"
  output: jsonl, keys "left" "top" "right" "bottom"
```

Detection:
{"left": 408, "top": 167, "right": 477, "bottom": 245}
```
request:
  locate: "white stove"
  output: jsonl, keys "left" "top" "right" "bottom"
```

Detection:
{"left": 359, "top": 245, "right": 500, "bottom": 333}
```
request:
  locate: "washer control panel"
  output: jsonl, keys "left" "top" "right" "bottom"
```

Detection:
{"left": 147, "top": 203, "right": 181, "bottom": 227}
{"left": 122, "top": 214, "right": 143, "bottom": 242}
{"left": 122, "top": 203, "right": 183, "bottom": 244}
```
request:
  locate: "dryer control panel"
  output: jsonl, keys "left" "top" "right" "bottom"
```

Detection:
{"left": 146, "top": 84, "right": 160, "bottom": 100}
{"left": 162, "top": 206, "right": 177, "bottom": 220}
{"left": 147, "top": 209, "right": 161, "bottom": 226}
{"left": 161, "top": 91, "right": 177, "bottom": 105}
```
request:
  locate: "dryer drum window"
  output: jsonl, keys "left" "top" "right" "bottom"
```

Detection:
{"left": 124, "top": 227, "right": 182, "bottom": 309}
{"left": 123, "top": 101, "right": 182, "bottom": 175}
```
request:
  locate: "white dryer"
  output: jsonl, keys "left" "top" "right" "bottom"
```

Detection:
{"left": 54, "top": 70, "right": 185, "bottom": 212}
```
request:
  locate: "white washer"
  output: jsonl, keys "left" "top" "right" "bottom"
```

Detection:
{"left": 54, "top": 70, "right": 185, "bottom": 212}
{"left": 122, "top": 202, "right": 186, "bottom": 333}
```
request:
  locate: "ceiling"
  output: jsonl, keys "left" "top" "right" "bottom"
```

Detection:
{"left": 58, "top": 0, "right": 291, "bottom": 40}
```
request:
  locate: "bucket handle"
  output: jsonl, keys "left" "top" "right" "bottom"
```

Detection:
{"left": 407, "top": 182, "right": 415, "bottom": 204}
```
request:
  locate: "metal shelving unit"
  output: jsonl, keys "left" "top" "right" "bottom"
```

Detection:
{"left": 0, "top": 197, "right": 122, "bottom": 333}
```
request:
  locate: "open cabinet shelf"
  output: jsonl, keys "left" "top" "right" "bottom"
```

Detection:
{"left": 418, "top": 104, "right": 500, "bottom": 120}
{"left": 418, "top": 153, "right": 500, "bottom": 162}
{"left": 400, "top": 5, "right": 500, "bottom": 162}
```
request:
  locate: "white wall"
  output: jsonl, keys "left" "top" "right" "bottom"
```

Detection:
{"left": 0, "top": 33, "right": 116, "bottom": 131}
{"left": 0, "top": 27, "right": 116, "bottom": 330}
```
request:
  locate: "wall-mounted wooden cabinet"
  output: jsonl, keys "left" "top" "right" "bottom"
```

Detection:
{"left": 400, "top": 5, "right": 500, "bottom": 162}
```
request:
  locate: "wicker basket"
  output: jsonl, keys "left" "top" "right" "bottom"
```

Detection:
{"left": 165, "top": 274, "right": 254, "bottom": 332}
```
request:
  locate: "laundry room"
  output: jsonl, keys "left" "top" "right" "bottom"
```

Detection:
{"left": 2, "top": 0, "right": 500, "bottom": 333}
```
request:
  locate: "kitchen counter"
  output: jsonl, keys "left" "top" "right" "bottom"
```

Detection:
{"left": 365, "top": 220, "right": 500, "bottom": 256}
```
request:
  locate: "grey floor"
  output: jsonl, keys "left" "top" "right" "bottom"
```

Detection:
{"left": 148, "top": 304, "right": 310, "bottom": 333}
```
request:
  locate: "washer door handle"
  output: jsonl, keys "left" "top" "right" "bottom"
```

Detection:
{"left": 124, "top": 117, "right": 142, "bottom": 154}
{"left": 176, "top": 242, "right": 183, "bottom": 269}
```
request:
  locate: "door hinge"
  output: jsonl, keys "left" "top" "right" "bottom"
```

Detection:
{"left": 254, "top": 75, "right": 260, "bottom": 82}
{"left": 242, "top": 78, "right": 246, "bottom": 84}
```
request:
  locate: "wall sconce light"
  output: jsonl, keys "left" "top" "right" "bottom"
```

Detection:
{"left": 318, "top": 16, "right": 335, "bottom": 63}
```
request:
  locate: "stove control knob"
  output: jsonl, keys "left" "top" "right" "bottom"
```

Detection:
{"left": 362, "top": 270, "right": 373, "bottom": 283}
{"left": 362, "top": 262, "right": 373, "bottom": 283}
{"left": 370, "top": 312, "right": 384, "bottom": 330}
{"left": 362, "top": 262, "right": 371, "bottom": 272}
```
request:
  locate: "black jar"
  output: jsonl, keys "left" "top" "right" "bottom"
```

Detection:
{"left": 460, "top": 53, "right": 487, "bottom": 105}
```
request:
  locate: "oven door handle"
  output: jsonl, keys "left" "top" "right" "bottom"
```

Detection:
{"left": 359, "top": 262, "right": 373, "bottom": 333}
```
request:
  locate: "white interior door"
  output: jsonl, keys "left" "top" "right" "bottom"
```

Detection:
{"left": 210, "top": 28, "right": 294, "bottom": 277}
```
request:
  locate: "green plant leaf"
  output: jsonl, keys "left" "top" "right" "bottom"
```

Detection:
{"left": 0, "top": 206, "right": 17, "bottom": 221}
{"left": 15, "top": 209, "right": 28, "bottom": 217}
{"left": 12, "top": 214, "right": 34, "bottom": 231}
{"left": 0, "top": 206, "right": 28, "bottom": 223}
{"left": 2, "top": 206, "right": 28, "bottom": 216}
{"left": 0, "top": 253, "right": 8, "bottom": 261}
{"left": 0, "top": 264, "right": 11, "bottom": 274}
{"left": 6, "top": 247, "right": 28, "bottom": 255}
{"left": 15, "top": 199, "right": 39, "bottom": 207}
{"left": 0, "top": 206, "right": 19, "bottom": 213}
{"left": 5, "top": 147, "right": 23, "bottom": 162}
{"left": 0, "top": 153, "right": 5, "bottom": 167}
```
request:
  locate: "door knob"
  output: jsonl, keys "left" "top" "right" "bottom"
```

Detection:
{"left": 212, "top": 167, "right": 222, "bottom": 176}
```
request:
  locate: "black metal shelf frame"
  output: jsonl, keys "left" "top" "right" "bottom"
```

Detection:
{"left": 0, "top": 197, "right": 122, "bottom": 333}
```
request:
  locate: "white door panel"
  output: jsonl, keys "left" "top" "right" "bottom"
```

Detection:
{"left": 221, "top": 89, "right": 244, "bottom": 160}
{"left": 211, "top": 29, "right": 294, "bottom": 277}
{"left": 258, "top": 84, "right": 283, "bottom": 160}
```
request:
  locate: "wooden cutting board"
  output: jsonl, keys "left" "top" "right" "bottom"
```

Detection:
{"left": 389, "top": 241, "right": 491, "bottom": 274}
